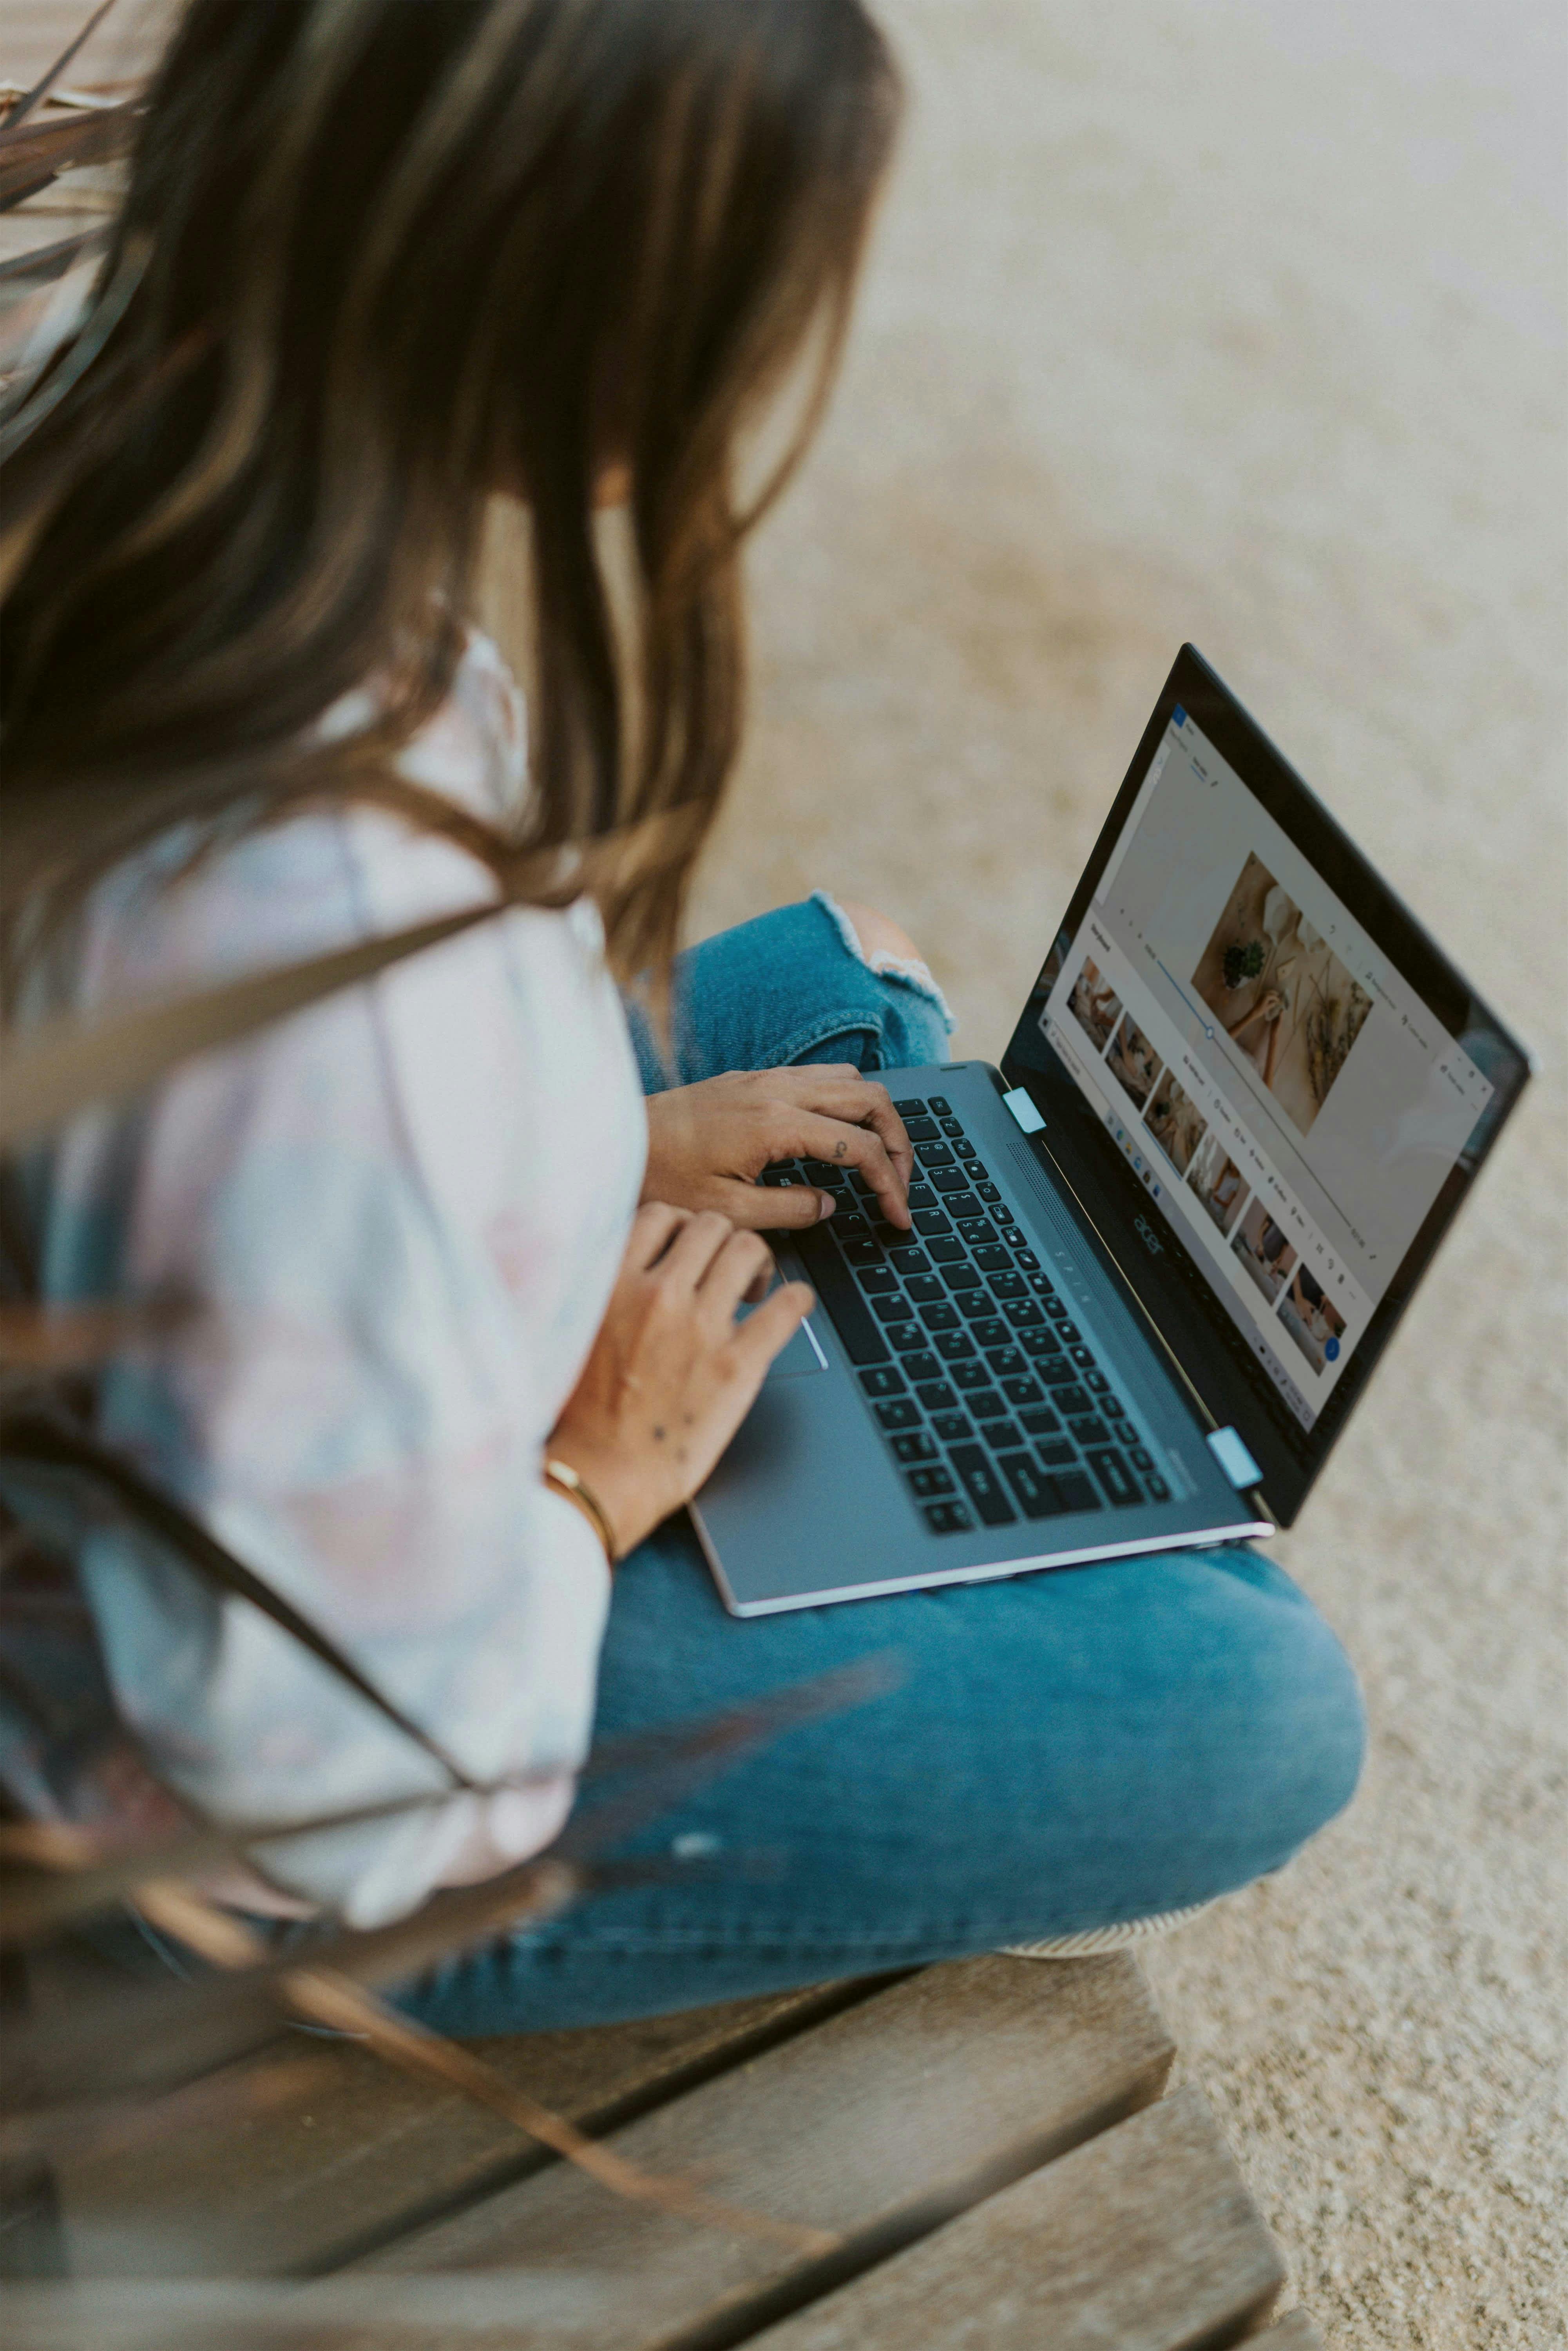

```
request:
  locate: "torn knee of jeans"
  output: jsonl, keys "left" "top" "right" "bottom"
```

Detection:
{"left": 812, "top": 889, "right": 956, "bottom": 1030}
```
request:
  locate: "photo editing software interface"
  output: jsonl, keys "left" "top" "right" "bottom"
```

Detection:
{"left": 1036, "top": 707, "right": 1492, "bottom": 1431}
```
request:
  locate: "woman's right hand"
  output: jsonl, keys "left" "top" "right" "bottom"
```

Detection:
{"left": 547, "top": 1203, "right": 814, "bottom": 1558}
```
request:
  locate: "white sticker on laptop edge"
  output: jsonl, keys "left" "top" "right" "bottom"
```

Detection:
{"left": 1003, "top": 1086, "right": 1046, "bottom": 1134}
{"left": 1207, "top": 1426, "right": 1263, "bottom": 1490}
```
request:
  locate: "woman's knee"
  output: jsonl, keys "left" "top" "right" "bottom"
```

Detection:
{"left": 833, "top": 899, "right": 928, "bottom": 973}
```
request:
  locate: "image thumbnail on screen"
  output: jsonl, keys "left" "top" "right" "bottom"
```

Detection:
{"left": 1231, "top": 1196, "right": 1298, "bottom": 1303}
{"left": 1106, "top": 1012, "right": 1162, "bottom": 1111}
{"left": 1066, "top": 956, "right": 1123, "bottom": 1053}
{"left": 1276, "top": 1263, "right": 1347, "bottom": 1375}
{"left": 1185, "top": 1131, "right": 1249, "bottom": 1236}
{"left": 1143, "top": 1071, "right": 1208, "bottom": 1176}
{"left": 1192, "top": 852, "right": 1373, "bottom": 1136}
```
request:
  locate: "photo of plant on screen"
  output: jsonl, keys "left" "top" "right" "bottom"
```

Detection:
{"left": 1066, "top": 955, "right": 1123, "bottom": 1054}
{"left": 1192, "top": 852, "right": 1373, "bottom": 1137}
{"left": 1185, "top": 1132, "right": 1249, "bottom": 1236}
{"left": 1143, "top": 1070, "right": 1208, "bottom": 1174}
{"left": 1105, "top": 1012, "right": 1162, "bottom": 1110}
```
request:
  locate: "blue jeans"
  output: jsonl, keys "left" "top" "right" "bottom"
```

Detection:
{"left": 397, "top": 897, "right": 1363, "bottom": 2036}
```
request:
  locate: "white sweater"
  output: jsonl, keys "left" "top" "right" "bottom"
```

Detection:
{"left": 39, "top": 635, "right": 646, "bottom": 1924}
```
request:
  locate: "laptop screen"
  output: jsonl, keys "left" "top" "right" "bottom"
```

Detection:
{"left": 1002, "top": 647, "right": 1531, "bottom": 1511}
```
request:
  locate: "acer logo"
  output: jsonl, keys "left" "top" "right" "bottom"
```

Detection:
{"left": 1134, "top": 1215, "right": 1164, "bottom": 1255}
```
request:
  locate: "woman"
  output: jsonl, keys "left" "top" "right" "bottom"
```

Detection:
{"left": 0, "top": 0, "right": 1361, "bottom": 2026}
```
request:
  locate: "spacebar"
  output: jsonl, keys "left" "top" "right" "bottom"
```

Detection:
{"left": 790, "top": 1228, "right": 889, "bottom": 1366}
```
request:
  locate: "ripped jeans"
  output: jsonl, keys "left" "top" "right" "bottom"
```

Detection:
{"left": 392, "top": 894, "right": 1364, "bottom": 2034}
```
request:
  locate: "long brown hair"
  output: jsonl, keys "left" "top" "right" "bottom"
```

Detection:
{"left": 0, "top": 0, "right": 899, "bottom": 991}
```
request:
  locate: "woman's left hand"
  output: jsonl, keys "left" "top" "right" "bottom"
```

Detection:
{"left": 641, "top": 1067, "right": 915, "bottom": 1232}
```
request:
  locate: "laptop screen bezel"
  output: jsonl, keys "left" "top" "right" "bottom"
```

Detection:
{"left": 998, "top": 643, "right": 1534, "bottom": 1525}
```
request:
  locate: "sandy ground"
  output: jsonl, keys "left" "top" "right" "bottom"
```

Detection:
{"left": 688, "top": 5, "right": 1567, "bottom": 2343}
{"left": 6, "top": 2, "right": 1564, "bottom": 2342}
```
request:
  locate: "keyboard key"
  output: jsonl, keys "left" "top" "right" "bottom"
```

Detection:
{"left": 1027, "top": 1272, "right": 1052, "bottom": 1295}
{"left": 1115, "top": 1420, "right": 1139, "bottom": 1449}
{"left": 1038, "top": 1359, "right": 1079, "bottom": 1387}
{"left": 1056, "top": 1384, "right": 1093, "bottom": 1417}
{"left": 949, "top": 1444, "right": 1017, "bottom": 1526}
{"left": 987, "top": 1347, "right": 1027, "bottom": 1378}
{"left": 929, "top": 1237, "right": 965, "bottom": 1263}
{"left": 940, "top": 1116, "right": 963, "bottom": 1137}
{"left": 918, "top": 1141, "right": 955, "bottom": 1168}
{"left": 858, "top": 1266, "right": 899, "bottom": 1295}
{"left": 968, "top": 1388, "right": 1009, "bottom": 1420}
{"left": 924, "top": 1501, "right": 973, "bottom": 1534}
{"left": 976, "top": 1183, "right": 1002, "bottom": 1205}
{"left": 1016, "top": 1251, "right": 1040, "bottom": 1271}
{"left": 965, "top": 1161, "right": 989, "bottom": 1182}
{"left": 912, "top": 1209, "right": 952, "bottom": 1238}
{"left": 919, "top": 1301, "right": 961, "bottom": 1331}
{"left": 1099, "top": 1392, "right": 1123, "bottom": 1417}
{"left": 1071, "top": 1346, "right": 1096, "bottom": 1369}
{"left": 905, "top": 1351, "right": 943, "bottom": 1384}
{"left": 928, "top": 1095, "right": 952, "bottom": 1115}
{"left": 1057, "top": 1321, "right": 1083, "bottom": 1344}
{"left": 973, "top": 1245, "right": 1011, "bottom": 1273}
{"left": 1045, "top": 1298, "right": 1073, "bottom": 1322}
{"left": 887, "top": 1322, "right": 927, "bottom": 1351}
{"left": 860, "top": 1366, "right": 905, "bottom": 1397}
{"left": 997, "top": 1451, "right": 1066, "bottom": 1520}
{"left": 1131, "top": 1446, "right": 1153, "bottom": 1470}
{"left": 908, "top": 1465, "right": 956, "bottom": 1499}
{"left": 802, "top": 1158, "right": 849, "bottom": 1187}
{"left": 1086, "top": 1448, "right": 1142, "bottom": 1508}
{"left": 957, "top": 1220, "right": 998, "bottom": 1247}
{"left": 981, "top": 1418, "right": 1024, "bottom": 1452}
{"left": 942, "top": 1263, "right": 984, "bottom": 1290}
{"left": 872, "top": 1294, "right": 912, "bottom": 1323}
{"left": 1037, "top": 1438, "right": 1076, "bottom": 1468}
{"left": 1019, "top": 1407, "right": 1061, "bottom": 1436}
{"left": 902, "top": 1117, "right": 939, "bottom": 1141}
{"left": 875, "top": 1398, "right": 920, "bottom": 1430}
{"left": 1084, "top": 1368, "right": 1110, "bottom": 1393}
{"left": 930, "top": 1166, "right": 972, "bottom": 1192}
{"left": 999, "top": 1224, "right": 1026, "bottom": 1246}
{"left": 970, "top": 1317, "right": 1009, "bottom": 1350}
{"left": 906, "top": 1275, "right": 945, "bottom": 1305}
{"left": 888, "top": 1248, "right": 930, "bottom": 1275}
{"left": 795, "top": 1226, "right": 890, "bottom": 1364}
{"left": 893, "top": 1099, "right": 927, "bottom": 1117}
{"left": 915, "top": 1380, "right": 959, "bottom": 1413}
{"left": 1002, "top": 1376, "right": 1044, "bottom": 1407}
{"left": 1054, "top": 1469, "right": 1103, "bottom": 1513}
{"left": 934, "top": 1411, "right": 974, "bottom": 1442}
{"left": 935, "top": 1329, "right": 976, "bottom": 1361}
{"left": 957, "top": 1288, "right": 998, "bottom": 1320}
{"left": 991, "top": 1271, "right": 1027, "bottom": 1299}
{"left": 1019, "top": 1328, "right": 1061, "bottom": 1358}
{"left": 1068, "top": 1416, "right": 1112, "bottom": 1448}
{"left": 842, "top": 1238, "right": 883, "bottom": 1266}
{"left": 1146, "top": 1474, "right": 1171, "bottom": 1502}
{"left": 893, "top": 1431, "right": 938, "bottom": 1462}
{"left": 954, "top": 1137, "right": 978, "bottom": 1159}
{"left": 907, "top": 1183, "right": 938, "bottom": 1212}
{"left": 942, "top": 1192, "right": 981, "bottom": 1219}
{"left": 1003, "top": 1299, "right": 1046, "bottom": 1327}
{"left": 952, "top": 1360, "right": 993, "bottom": 1392}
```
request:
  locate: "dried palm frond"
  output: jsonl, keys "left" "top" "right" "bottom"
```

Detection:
{"left": 0, "top": 0, "right": 126, "bottom": 132}
{"left": 0, "top": 103, "right": 140, "bottom": 212}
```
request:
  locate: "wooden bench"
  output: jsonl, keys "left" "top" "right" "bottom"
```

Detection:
{"left": 12, "top": 1951, "right": 1324, "bottom": 2349}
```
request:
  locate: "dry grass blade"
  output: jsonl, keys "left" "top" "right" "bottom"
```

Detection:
{"left": 0, "top": 1295, "right": 192, "bottom": 1368}
{"left": 0, "top": 0, "right": 125, "bottom": 132}
{"left": 137, "top": 1883, "right": 838, "bottom": 2257}
{"left": 0, "top": 229, "right": 106, "bottom": 287}
{"left": 0, "top": 2054, "right": 335, "bottom": 2170}
{"left": 0, "top": 902, "right": 505, "bottom": 1150}
{"left": 0, "top": 103, "right": 139, "bottom": 209}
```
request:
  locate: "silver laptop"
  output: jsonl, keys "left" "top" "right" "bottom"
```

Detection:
{"left": 693, "top": 647, "right": 1532, "bottom": 1616}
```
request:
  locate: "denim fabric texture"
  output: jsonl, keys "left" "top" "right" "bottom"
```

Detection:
{"left": 395, "top": 900, "right": 1364, "bottom": 2035}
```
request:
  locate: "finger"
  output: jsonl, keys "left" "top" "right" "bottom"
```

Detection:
{"left": 714, "top": 1174, "right": 836, "bottom": 1232}
{"left": 731, "top": 1279, "right": 813, "bottom": 1374}
{"left": 697, "top": 1228, "right": 776, "bottom": 1323}
{"left": 626, "top": 1201, "right": 691, "bottom": 1271}
{"left": 757, "top": 1070, "right": 915, "bottom": 1195}
{"left": 658, "top": 1208, "right": 739, "bottom": 1292}
{"left": 791, "top": 1112, "right": 911, "bottom": 1229}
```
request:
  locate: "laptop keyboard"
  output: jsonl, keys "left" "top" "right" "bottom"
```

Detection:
{"left": 764, "top": 1093, "right": 1172, "bottom": 1537}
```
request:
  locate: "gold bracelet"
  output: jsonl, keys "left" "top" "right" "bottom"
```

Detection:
{"left": 543, "top": 1458, "right": 619, "bottom": 1565}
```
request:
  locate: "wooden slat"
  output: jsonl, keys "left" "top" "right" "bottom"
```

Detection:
{"left": 348, "top": 1953, "right": 1174, "bottom": 2351}
{"left": 54, "top": 1976, "right": 875, "bottom": 2281}
{"left": 1244, "top": 2314, "right": 1325, "bottom": 2351}
{"left": 743, "top": 2085, "right": 1285, "bottom": 2351}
